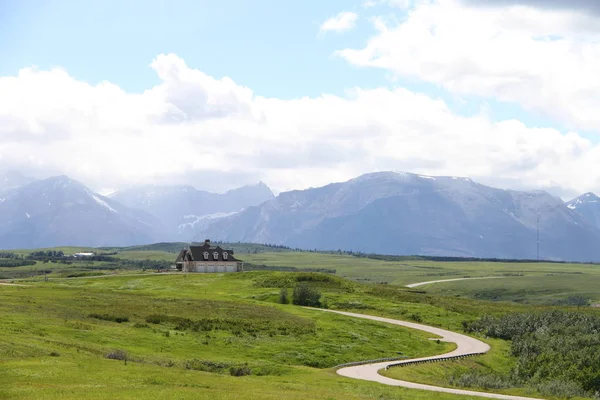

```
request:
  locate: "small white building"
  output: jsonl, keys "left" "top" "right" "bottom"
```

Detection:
{"left": 73, "top": 252, "right": 95, "bottom": 258}
{"left": 175, "top": 240, "right": 242, "bottom": 273}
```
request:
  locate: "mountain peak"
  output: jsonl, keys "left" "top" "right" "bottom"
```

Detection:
{"left": 39, "top": 175, "right": 87, "bottom": 190}
{"left": 226, "top": 181, "right": 274, "bottom": 197}
{"left": 567, "top": 192, "right": 600, "bottom": 210}
{"left": 45, "top": 174, "right": 75, "bottom": 183}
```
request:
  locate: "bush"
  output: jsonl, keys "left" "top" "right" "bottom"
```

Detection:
{"left": 184, "top": 359, "right": 230, "bottom": 373}
{"left": 535, "top": 380, "right": 586, "bottom": 398}
{"left": 279, "top": 287, "right": 289, "bottom": 304}
{"left": 409, "top": 313, "right": 423, "bottom": 323}
{"left": 465, "top": 311, "right": 600, "bottom": 395}
{"left": 145, "top": 314, "right": 165, "bottom": 324}
{"left": 49, "top": 351, "right": 60, "bottom": 357}
{"left": 105, "top": 349, "right": 128, "bottom": 361}
{"left": 230, "top": 364, "right": 252, "bottom": 376}
{"left": 450, "top": 372, "right": 512, "bottom": 390}
{"left": 292, "top": 282, "right": 321, "bottom": 307}
{"left": 88, "top": 313, "right": 129, "bottom": 323}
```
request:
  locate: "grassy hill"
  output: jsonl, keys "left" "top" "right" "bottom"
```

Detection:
{"left": 3, "top": 244, "right": 600, "bottom": 399}
{"left": 1, "top": 271, "right": 462, "bottom": 400}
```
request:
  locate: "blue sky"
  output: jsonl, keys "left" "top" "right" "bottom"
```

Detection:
{"left": 0, "top": 0, "right": 583, "bottom": 136}
{"left": 0, "top": 0, "right": 599, "bottom": 196}
{"left": 1, "top": 0, "right": 383, "bottom": 97}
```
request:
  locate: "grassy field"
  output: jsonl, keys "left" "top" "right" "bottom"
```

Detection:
{"left": 5, "top": 243, "right": 600, "bottom": 306}
{"left": 3, "top": 271, "right": 488, "bottom": 400}
{"left": 3, "top": 270, "right": 597, "bottom": 399}
{"left": 238, "top": 252, "right": 600, "bottom": 305}
{"left": 5, "top": 245, "right": 600, "bottom": 304}
{"left": 3, "top": 245, "right": 600, "bottom": 399}
{"left": 380, "top": 339, "right": 588, "bottom": 400}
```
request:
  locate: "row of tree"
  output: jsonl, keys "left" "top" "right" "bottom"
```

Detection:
{"left": 465, "top": 310, "right": 600, "bottom": 396}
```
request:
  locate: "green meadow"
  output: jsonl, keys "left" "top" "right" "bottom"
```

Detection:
{"left": 239, "top": 251, "right": 600, "bottom": 305}
{"left": 2, "top": 245, "right": 600, "bottom": 399}
{"left": 1, "top": 272, "right": 470, "bottom": 400}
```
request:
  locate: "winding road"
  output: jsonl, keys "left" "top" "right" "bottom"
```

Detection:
{"left": 316, "top": 309, "right": 543, "bottom": 400}
{"left": 406, "top": 276, "right": 503, "bottom": 288}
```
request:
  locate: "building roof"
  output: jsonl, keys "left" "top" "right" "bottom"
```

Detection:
{"left": 175, "top": 240, "right": 240, "bottom": 263}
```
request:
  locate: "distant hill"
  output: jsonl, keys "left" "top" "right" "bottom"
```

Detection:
{"left": 567, "top": 192, "right": 600, "bottom": 230}
{"left": 0, "top": 176, "right": 163, "bottom": 249}
{"left": 198, "top": 171, "right": 600, "bottom": 262}
{"left": 109, "top": 182, "right": 274, "bottom": 240}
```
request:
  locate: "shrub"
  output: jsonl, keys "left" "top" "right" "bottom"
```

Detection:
{"left": 292, "top": 282, "right": 321, "bottom": 307}
{"left": 409, "top": 313, "right": 423, "bottom": 323}
{"left": 465, "top": 311, "right": 600, "bottom": 395}
{"left": 450, "top": 372, "right": 512, "bottom": 390}
{"left": 105, "top": 349, "right": 128, "bottom": 361}
{"left": 535, "top": 380, "right": 586, "bottom": 398}
{"left": 279, "top": 287, "right": 289, "bottom": 304}
{"left": 230, "top": 364, "right": 252, "bottom": 376}
{"left": 49, "top": 351, "right": 60, "bottom": 357}
{"left": 88, "top": 313, "right": 129, "bottom": 323}
{"left": 184, "top": 359, "right": 230, "bottom": 373}
{"left": 145, "top": 314, "right": 165, "bottom": 324}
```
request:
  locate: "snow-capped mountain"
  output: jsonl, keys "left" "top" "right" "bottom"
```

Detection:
{"left": 109, "top": 182, "right": 274, "bottom": 239}
{"left": 566, "top": 192, "right": 600, "bottom": 230}
{"left": 1, "top": 170, "right": 599, "bottom": 261}
{"left": 0, "top": 175, "right": 163, "bottom": 249}
{"left": 198, "top": 171, "right": 600, "bottom": 262}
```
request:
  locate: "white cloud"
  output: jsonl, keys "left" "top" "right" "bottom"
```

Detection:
{"left": 319, "top": 11, "right": 359, "bottom": 34}
{"left": 337, "top": 0, "right": 600, "bottom": 133}
{"left": 0, "top": 53, "right": 599, "bottom": 199}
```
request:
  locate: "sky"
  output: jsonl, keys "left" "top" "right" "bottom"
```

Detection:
{"left": 1, "top": 0, "right": 599, "bottom": 199}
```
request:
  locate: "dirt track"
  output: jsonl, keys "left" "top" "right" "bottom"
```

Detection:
{"left": 405, "top": 276, "right": 503, "bottom": 288}
{"left": 315, "top": 309, "right": 544, "bottom": 400}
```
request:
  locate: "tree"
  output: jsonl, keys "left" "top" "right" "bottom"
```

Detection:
{"left": 292, "top": 282, "right": 321, "bottom": 307}
{"left": 279, "top": 287, "right": 289, "bottom": 304}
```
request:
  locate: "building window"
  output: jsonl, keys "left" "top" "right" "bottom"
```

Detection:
{"left": 213, "top": 251, "right": 219, "bottom": 260}
{"left": 203, "top": 252, "right": 209, "bottom": 260}
{"left": 223, "top": 252, "right": 228, "bottom": 260}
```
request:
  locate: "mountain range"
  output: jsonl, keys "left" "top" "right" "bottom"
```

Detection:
{"left": 0, "top": 175, "right": 162, "bottom": 248}
{"left": 109, "top": 182, "right": 274, "bottom": 239}
{"left": 0, "top": 170, "right": 599, "bottom": 262}
{"left": 197, "top": 172, "right": 600, "bottom": 262}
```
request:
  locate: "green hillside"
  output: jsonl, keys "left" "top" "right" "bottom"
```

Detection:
{"left": 3, "top": 244, "right": 600, "bottom": 399}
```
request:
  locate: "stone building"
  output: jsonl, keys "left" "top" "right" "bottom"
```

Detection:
{"left": 175, "top": 240, "right": 242, "bottom": 273}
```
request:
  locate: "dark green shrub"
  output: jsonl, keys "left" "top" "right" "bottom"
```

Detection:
{"left": 292, "top": 282, "right": 321, "bottom": 307}
{"left": 409, "top": 313, "right": 422, "bottom": 322}
{"left": 450, "top": 372, "right": 512, "bottom": 390}
{"left": 279, "top": 287, "right": 289, "bottom": 304}
{"left": 145, "top": 314, "right": 165, "bottom": 324}
{"left": 229, "top": 364, "right": 252, "bottom": 376}
{"left": 105, "top": 349, "right": 128, "bottom": 361}
{"left": 88, "top": 313, "right": 129, "bottom": 323}
{"left": 465, "top": 311, "right": 600, "bottom": 394}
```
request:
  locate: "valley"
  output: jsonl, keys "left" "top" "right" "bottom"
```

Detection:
{"left": 2, "top": 245, "right": 600, "bottom": 399}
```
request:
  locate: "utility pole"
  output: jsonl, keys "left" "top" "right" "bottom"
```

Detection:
{"left": 536, "top": 214, "right": 540, "bottom": 261}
